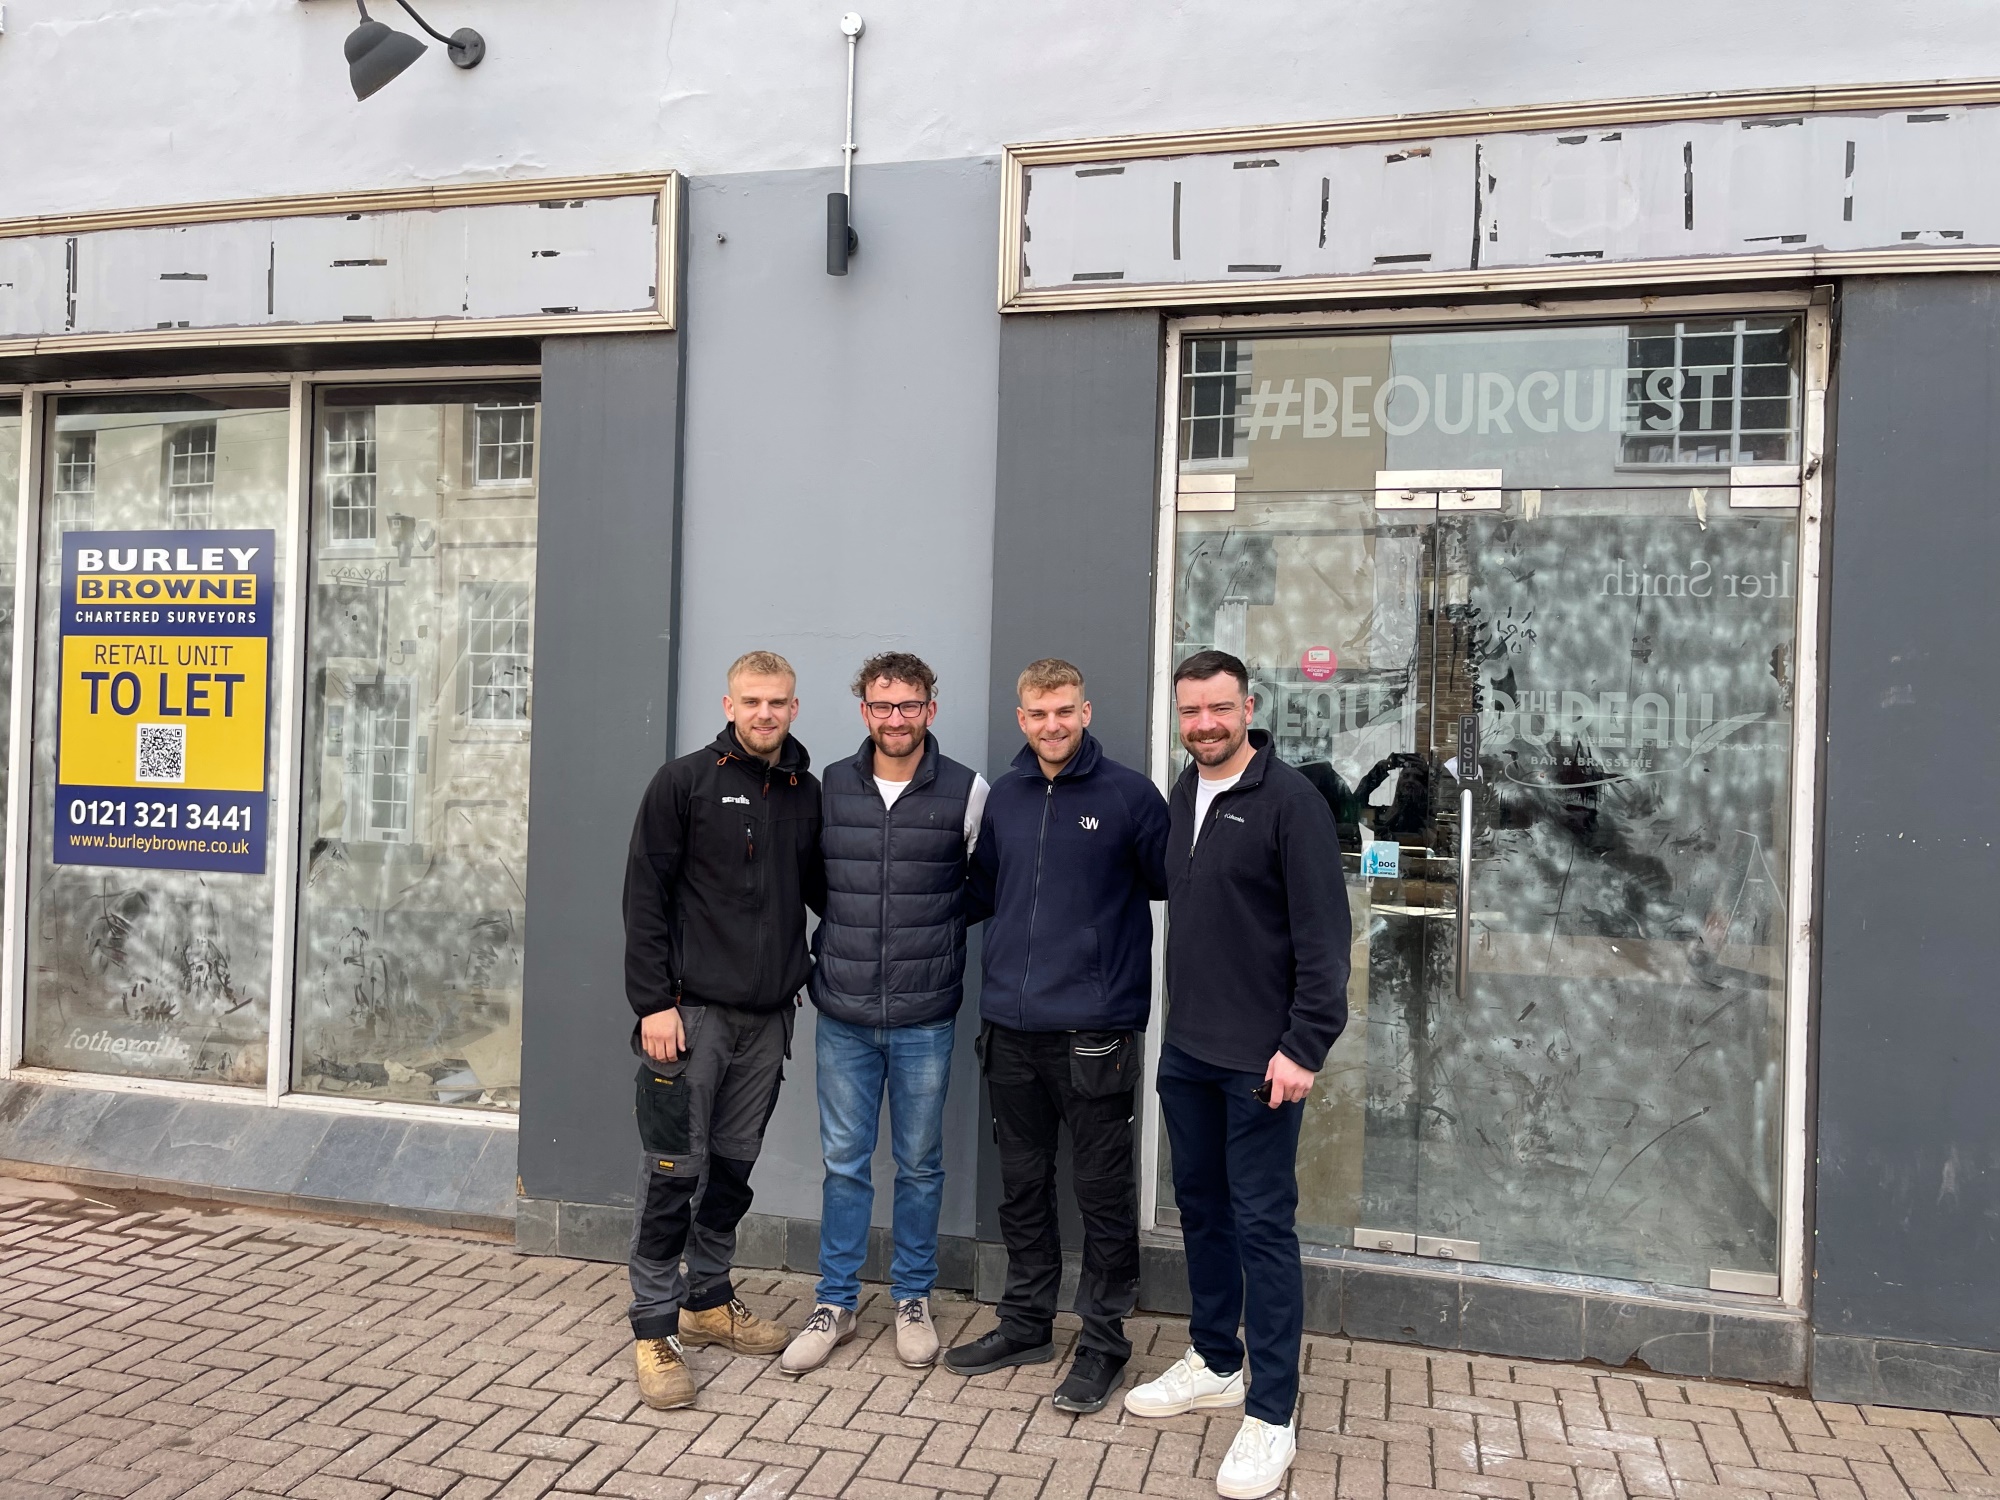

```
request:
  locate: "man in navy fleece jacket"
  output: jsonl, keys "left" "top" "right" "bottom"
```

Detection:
{"left": 944, "top": 658, "right": 1168, "bottom": 1416}
{"left": 1122, "top": 648, "right": 1350, "bottom": 1500}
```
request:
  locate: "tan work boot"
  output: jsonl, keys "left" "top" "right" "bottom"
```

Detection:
{"left": 678, "top": 1297, "right": 790, "bottom": 1356}
{"left": 779, "top": 1303, "right": 857, "bottom": 1374}
{"left": 895, "top": 1297, "right": 939, "bottom": 1368}
{"left": 634, "top": 1336, "right": 695, "bottom": 1409}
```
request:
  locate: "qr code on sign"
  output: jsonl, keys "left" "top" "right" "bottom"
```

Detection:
{"left": 135, "top": 723, "right": 186, "bottom": 784}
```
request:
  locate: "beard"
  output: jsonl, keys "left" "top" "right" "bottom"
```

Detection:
{"left": 1035, "top": 727, "right": 1080, "bottom": 765}
{"left": 1182, "top": 727, "right": 1243, "bottom": 767}
{"left": 871, "top": 721, "right": 925, "bottom": 761}
{"left": 737, "top": 719, "right": 788, "bottom": 755}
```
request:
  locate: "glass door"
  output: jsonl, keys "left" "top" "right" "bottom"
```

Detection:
{"left": 1166, "top": 311, "right": 1808, "bottom": 1292}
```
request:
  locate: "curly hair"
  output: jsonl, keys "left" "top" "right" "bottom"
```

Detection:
{"left": 852, "top": 651, "right": 937, "bottom": 701}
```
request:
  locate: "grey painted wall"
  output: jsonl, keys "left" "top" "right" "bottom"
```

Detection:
{"left": 985, "top": 312, "right": 1164, "bottom": 778}
{"left": 674, "top": 159, "right": 1001, "bottom": 1232}
{"left": 1815, "top": 277, "right": 2000, "bottom": 1354}
{"left": 518, "top": 331, "right": 684, "bottom": 1209}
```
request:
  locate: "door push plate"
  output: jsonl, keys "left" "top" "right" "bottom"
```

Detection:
{"left": 1354, "top": 1227, "right": 1416, "bottom": 1254}
{"left": 1709, "top": 1268, "right": 1781, "bottom": 1296}
{"left": 1375, "top": 469, "right": 1504, "bottom": 511}
{"left": 1416, "top": 1235, "right": 1481, "bottom": 1262}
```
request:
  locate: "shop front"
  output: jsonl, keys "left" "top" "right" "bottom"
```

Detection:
{"left": 0, "top": 174, "right": 677, "bottom": 1224}
{"left": 981, "top": 79, "right": 2000, "bottom": 1399}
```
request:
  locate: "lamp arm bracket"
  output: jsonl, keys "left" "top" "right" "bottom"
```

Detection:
{"left": 392, "top": 0, "right": 455, "bottom": 45}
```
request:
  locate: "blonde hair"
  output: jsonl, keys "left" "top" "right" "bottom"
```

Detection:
{"left": 1017, "top": 658, "right": 1084, "bottom": 699}
{"left": 728, "top": 650, "right": 796, "bottom": 690}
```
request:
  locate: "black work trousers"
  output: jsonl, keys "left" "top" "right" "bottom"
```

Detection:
{"left": 983, "top": 1022, "right": 1141, "bottom": 1361}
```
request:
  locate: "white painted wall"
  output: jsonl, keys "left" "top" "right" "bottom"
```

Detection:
{"left": 4, "top": 0, "right": 1999, "bottom": 219}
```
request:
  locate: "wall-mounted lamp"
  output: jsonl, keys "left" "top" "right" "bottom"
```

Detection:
{"left": 346, "top": 0, "right": 484, "bottom": 100}
{"left": 827, "top": 12, "right": 864, "bottom": 275}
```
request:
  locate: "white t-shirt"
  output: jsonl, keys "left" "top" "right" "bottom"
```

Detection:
{"left": 878, "top": 771, "right": 991, "bottom": 851}
{"left": 1191, "top": 769, "right": 1244, "bottom": 848}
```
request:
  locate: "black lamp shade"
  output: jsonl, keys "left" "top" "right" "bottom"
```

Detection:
{"left": 347, "top": 18, "right": 427, "bottom": 99}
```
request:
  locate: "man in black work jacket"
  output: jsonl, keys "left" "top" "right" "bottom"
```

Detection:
{"left": 1123, "top": 649, "right": 1349, "bottom": 1500}
{"left": 943, "top": 658, "right": 1169, "bottom": 1415}
{"left": 622, "top": 649, "right": 826, "bottom": 1411}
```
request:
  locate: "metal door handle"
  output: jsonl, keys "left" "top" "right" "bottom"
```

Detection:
{"left": 1456, "top": 786, "right": 1472, "bottom": 1000}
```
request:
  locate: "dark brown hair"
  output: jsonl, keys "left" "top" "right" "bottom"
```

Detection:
{"left": 1172, "top": 649, "right": 1250, "bottom": 695}
{"left": 852, "top": 651, "right": 938, "bottom": 701}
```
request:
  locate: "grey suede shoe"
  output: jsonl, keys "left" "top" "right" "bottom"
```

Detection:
{"left": 779, "top": 1303, "right": 856, "bottom": 1375}
{"left": 894, "top": 1297, "right": 939, "bottom": 1367}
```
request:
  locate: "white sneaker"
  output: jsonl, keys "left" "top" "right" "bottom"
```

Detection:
{"left": 1216, "top": 1415, "right": 1297, "bottom": 1499}
{"left": 1122, "top": 1345, "right": 1246, "bottom": 1417}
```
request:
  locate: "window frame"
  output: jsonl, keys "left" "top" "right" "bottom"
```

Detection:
{"left": 1147, "top": 292, "right": 1828, "bottom": 1313}
{"left": 0, "top": 366, "right": 538, "bottom": 1127}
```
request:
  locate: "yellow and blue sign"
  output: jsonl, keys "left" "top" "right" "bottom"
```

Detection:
{"left": 54, "top": 529, "right": 274, "bottom": 874}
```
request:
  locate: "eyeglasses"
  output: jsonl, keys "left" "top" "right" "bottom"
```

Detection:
{"left": 864, "top": 699, "right": 931, "bottom": 720}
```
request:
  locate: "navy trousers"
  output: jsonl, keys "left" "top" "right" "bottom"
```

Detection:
{"left": 1156, "top": 1041, "right": 1306, "bottom": 1425}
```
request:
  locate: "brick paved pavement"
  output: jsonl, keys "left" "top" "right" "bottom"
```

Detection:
{"left": 6, "top": 1178, "right": 2000, "bottom": 1500}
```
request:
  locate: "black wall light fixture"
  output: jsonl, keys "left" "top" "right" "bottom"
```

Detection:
{"left": 346, "top": 0, "right": 484, "bottom": 100}
{"left": 827, "top": 12, "right": 864, "bottom": 275}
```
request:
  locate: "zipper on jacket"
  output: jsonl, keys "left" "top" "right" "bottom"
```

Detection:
{"left": 1187, "top": 777, "right": 1248, "bottom": 872}
{"left": 1020, "top": 780, "right": 1055, "bottom": 1021}
{"left": 880, "top": 784, "right": 893, "bottom": 1028}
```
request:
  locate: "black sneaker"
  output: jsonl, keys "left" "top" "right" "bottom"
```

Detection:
{"left": 1050, "top": 1348, "right": 1127, "bottom": 1414}
{"left": 942, "top": 1328, "right": 1055, "bottom": 1376}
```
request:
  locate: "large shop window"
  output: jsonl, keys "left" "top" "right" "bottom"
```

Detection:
{"left": 1164, "top": 318, "right": 1807, "bottom": 1293}
{"left": 292, "top": 385, "right": 538, "bottom": 1111}
{"left": 15, "top": 380, "right": 540, "bottom": 1113}
{"left": 24, "top": 390, "right": 291, "bottom": 1085}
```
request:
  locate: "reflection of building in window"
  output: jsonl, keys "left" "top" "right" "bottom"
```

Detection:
{"left": 460, "top": 581, "right": 533, "bottom": 723}
{"left": 54, "top": 430, "right": 97, "bottom": 531}
{"left": 352, "top": 682, "right": 413, "bottom": 838}
{"left": 324, "top": 410, "right": 377, "bottom": 541}
{"left": 1623, "top": 318, "right": 1798, "bottom": 468}
{"left": 473, "top": 404, "right": 536, "bottom": 485}
{"left": 165, "top": 422, "right": 218, "bottom": 528}
{"left": 1180, "top": 339, "right": 1249, "bottom": 461}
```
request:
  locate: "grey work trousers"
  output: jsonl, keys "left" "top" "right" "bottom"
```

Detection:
{"left": 627, "top": 1003, "right": 791, "bottom": 1339}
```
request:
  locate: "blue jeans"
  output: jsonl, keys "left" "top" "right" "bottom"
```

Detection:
{"left": 814, "top": 1012, "right": 956, "bottom": 1308}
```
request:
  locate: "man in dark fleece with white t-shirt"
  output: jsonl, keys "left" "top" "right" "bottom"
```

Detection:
{"left": 1122, "top": 649, "right": 1350, "bottom": 1500}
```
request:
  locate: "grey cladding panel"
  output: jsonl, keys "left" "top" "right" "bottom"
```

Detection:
{"left": 519, "top": 332, "right": 683, "bottom": 1208}
{"left": 1815, "top": 277, "right": 2000, "bottom": 1354}
{"left": 988, "top": 312, "right": 1163, "bottom": 774}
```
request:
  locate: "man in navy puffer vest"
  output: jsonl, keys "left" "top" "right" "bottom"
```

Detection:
{"left": 942, "top": 659, "right": 1169, "bottom": 1415}
{"left": 780, "top": 652, "right": 989, "bottom": 1376}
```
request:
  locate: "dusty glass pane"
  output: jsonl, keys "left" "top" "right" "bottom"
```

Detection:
{"left": 291, "top": 383, "right": 539, "bottom": 1110}
{"left": 22, "top": 390, "right": 290, "bottom": 1084}
{"left": 1164, "top": 321, "right": 1802, "bottom": 1289}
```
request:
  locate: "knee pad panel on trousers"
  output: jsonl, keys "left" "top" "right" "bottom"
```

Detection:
{"left": 635, "top": 1165, "right": 699, "bottom": 1262}
{"left": 693, "top": 1153, "right": 756, "bottom": 1231}
{"left": 1079, "top": 1234, "right": 1140, "bottom": 1282}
